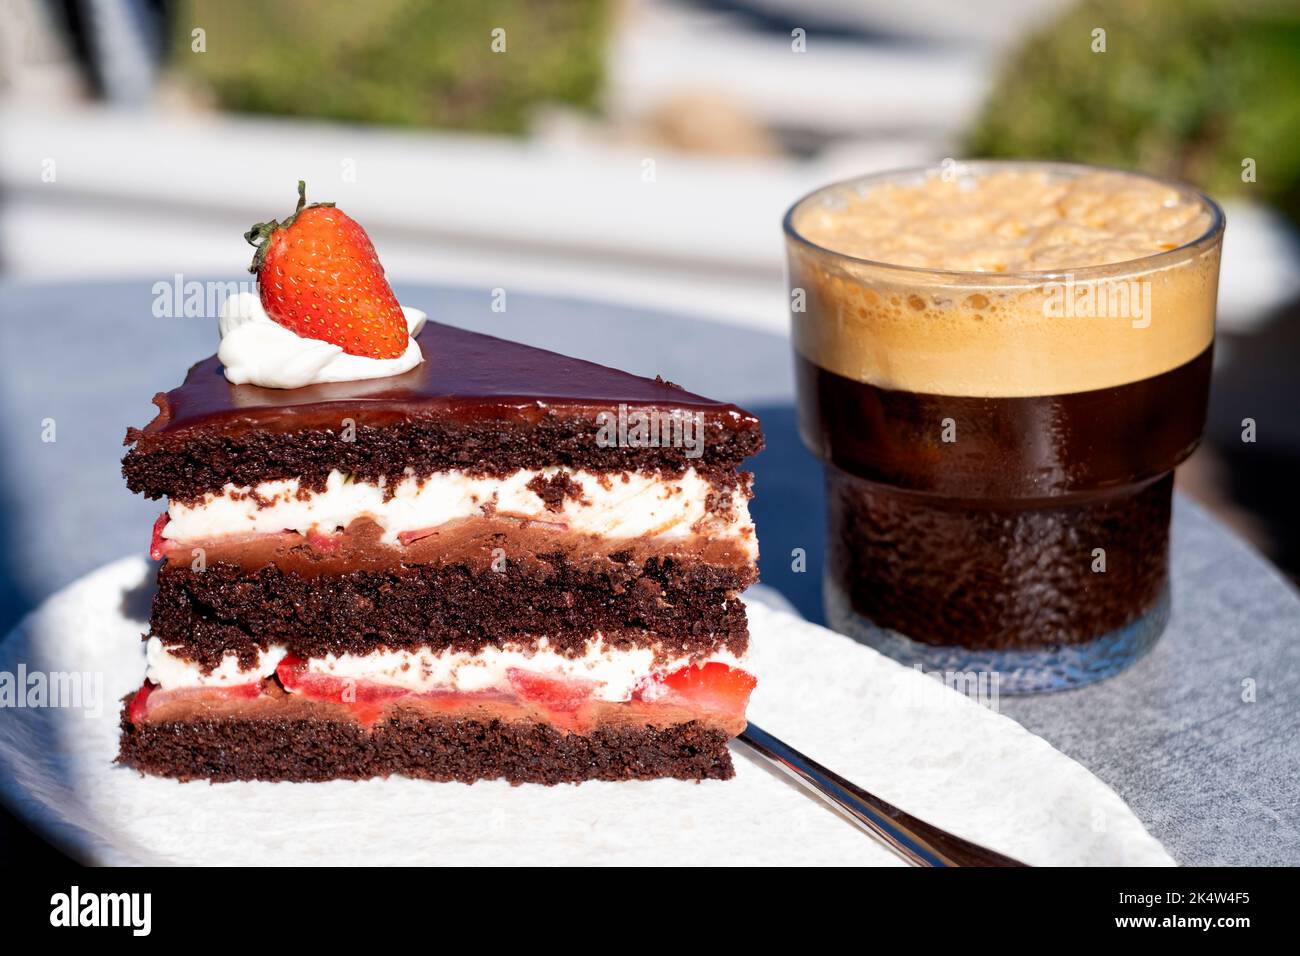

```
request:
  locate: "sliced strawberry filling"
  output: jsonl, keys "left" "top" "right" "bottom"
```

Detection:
{"left": 277, "top": 655, "right": 754, "bottom": 728}
{"left": 131, "top": 658, "right": 756, "bottom": 731}
{"left": 127, "top": 680, "right": 262, "bottom": 725}
{"left": 644, "top": 661, "right": 758, "bottom": 717}
{"left": 505, "top": 668, "right": 600, "bottom": 732}
{"left": 506, "top": 668, "right": 596, "bottom": 711}
{"left": 276, "top": 654, "right": 411, "bottom": 725}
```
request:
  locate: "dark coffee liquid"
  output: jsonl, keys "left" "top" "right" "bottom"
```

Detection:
{"left": 797, "top": 348, "right": 1212, "bottom": 649}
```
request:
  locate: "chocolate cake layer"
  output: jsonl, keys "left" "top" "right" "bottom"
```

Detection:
{"left": 125, "top": 414, "right": 761, "bottom": 502}
{"left": 123, "top": 321, "right": 763, "bottom": 500}
{"left": 118, "top": 705, "right": 734, "bottom": 784}
{"left": 150, "top": 555, "right": 753, "bottom": 669}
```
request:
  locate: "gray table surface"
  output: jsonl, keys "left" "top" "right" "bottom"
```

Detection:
{"left": 1, "top": 278, "right": 1297, "bottom": 866}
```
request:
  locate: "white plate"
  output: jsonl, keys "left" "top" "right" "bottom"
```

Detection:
{"left": 0, "top": 557, "right": 1173, "bottom": 866}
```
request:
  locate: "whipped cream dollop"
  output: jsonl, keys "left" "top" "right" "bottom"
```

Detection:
{"left": 217, "top": 291, "right": 427, "bottom": 389}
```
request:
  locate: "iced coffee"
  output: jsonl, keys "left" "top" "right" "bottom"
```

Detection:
{"left": 785, "top": 162, "right": 1223, "bottom": 692}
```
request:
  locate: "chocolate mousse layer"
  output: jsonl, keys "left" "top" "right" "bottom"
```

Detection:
{"left": 123, "top": 321, "right": 764, "bottom": 500}
{"left": 118, "top": 698, "right": 734, "bottom": 784}
{"left": 165, "top": 515, "right": 756, "bottom": 577}
{"left": 150, "top": 549, "right": 753, "bottom": 670}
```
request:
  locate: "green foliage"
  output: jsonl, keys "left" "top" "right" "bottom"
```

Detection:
{"left": 171, "top": 0, "right": 610, "bottom": 134}
{"left": 966, "top": 0, "right": 1300, "bottom": 221}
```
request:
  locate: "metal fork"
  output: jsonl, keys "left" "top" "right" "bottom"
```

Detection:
{"left": 736, "top": 722, "right": 1028, "bottom": 867}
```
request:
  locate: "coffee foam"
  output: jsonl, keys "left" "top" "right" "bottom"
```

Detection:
{"left": 793, "top": 169, "right": 1213, "bottom": 273}
{"left": 788, "top": 168, "right": 1220, "bottom": 398}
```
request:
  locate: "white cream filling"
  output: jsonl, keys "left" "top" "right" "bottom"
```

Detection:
{"left": 163, "top": 466, "right": 754, "bottom": 555}
{"left": 145, "top": 636, "right": 744, "bottom": 703}
{"left": 146, "top": 638, "right": 289, "bottom": 689}
{"left": 217, "top": 291, "right": 427, "bottom": 389}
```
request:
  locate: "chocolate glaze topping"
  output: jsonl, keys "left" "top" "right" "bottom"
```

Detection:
{"left": 135, "top": 320, "right": 758, "bottom": 441}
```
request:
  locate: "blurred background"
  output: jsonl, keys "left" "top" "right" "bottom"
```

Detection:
{"left": 1, "top": 0, "right": 1298, "bottom": 861}
{"left": 2, "top": 0, "right": 1298, "bottom": 568}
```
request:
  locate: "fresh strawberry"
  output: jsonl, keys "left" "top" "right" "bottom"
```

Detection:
{"left": 148, "top": 513, "right": 170, "bottom": 560}
{"left": 654, "top": 662, "right": 756, "bottom": 717}
{"left": 244, "top": 181, "right": 408, "bottom": 359}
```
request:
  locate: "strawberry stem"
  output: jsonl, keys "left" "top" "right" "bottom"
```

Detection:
{"left": 244, "top": 180, "right": 336, "bottom": 275}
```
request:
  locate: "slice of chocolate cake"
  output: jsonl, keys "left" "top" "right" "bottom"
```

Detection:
{"left": 118, "top": 184, "right": 762, "bottom": 784}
